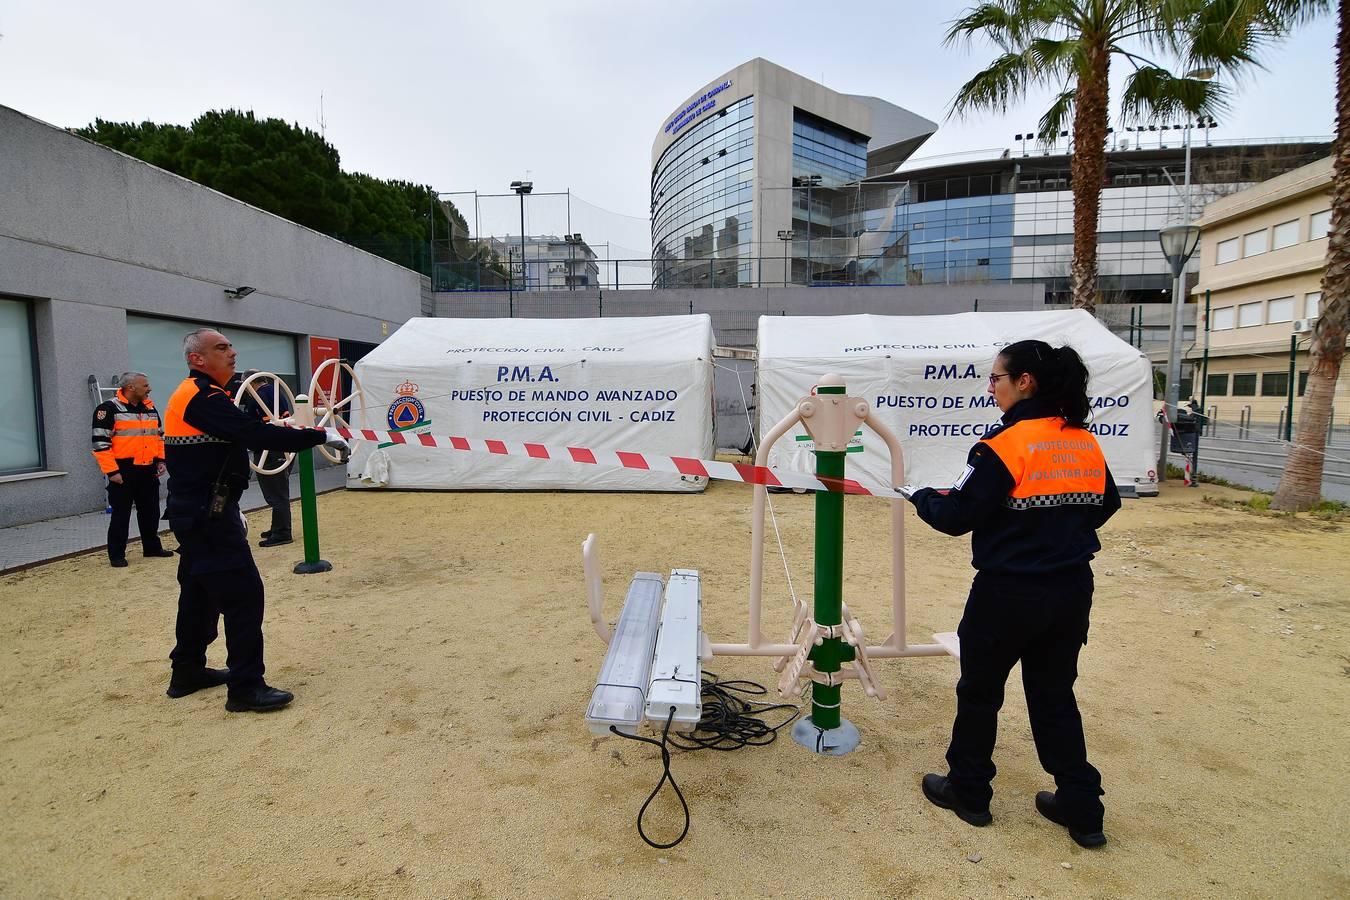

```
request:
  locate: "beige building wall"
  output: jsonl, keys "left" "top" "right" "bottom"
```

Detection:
{"left": 1191, "top": 156, "right": 1348, "bottom": 425}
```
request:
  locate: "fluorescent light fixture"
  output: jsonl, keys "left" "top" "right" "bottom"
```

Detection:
{"left": 645, "top": 569, "right": 702, "bottom": 731}
{"left": 586, "top": 573, "right": 663, "bottom": 735}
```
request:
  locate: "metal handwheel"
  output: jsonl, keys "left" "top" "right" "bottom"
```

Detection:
{"left": 308, "top": 358, "right": 367, "bottom": 463}
{"left": 233, "top": 371, "right": 299, "bottom": 475}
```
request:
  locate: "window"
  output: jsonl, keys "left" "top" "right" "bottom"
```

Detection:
{"left": 1267, "top": 296, "right": 1295, "bottom": 323}
{"left": 1271, "top": 219, "right": 1300, "bottom": 250}
{"left": 1310, "top": 209, "right": 1331, "bottom": 240}
{"left": 0, "top": 298, "right": 44, "bottom": 474}
{"left": 1242, "top": 229, "right": 1268, "bottom": 257}
{"left": 1298, "top": 371, "right": 1309, "bottom": 396}
{"left": 1211, "top": 306, "right": 1236, "bottom": 330}
{"left": 1216, "top": 237, "right": 1240, "bottom": 264}
{"left": 1237, "top": 301, "right": 1264, "bottom": 327}
{"left": 1261, "top": 372, "right": 1290, "bottom": 397}
{"left": 1305, "top": 291, "right": 1322, "bottom": 318}
{"left": 1232, "top": 373, "right": 1257, "bottom": 396}
{"left": 127, "top": 316, "right": 299, "bottom": 399}
{"left": 1206, "top": 373, "right": 1228, "bottom": 397}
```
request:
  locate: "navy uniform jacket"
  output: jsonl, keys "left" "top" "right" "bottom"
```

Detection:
{"left": 911, "top": 396, "right": 1121, "bottom": 575}
{"left": 163, "top": 370, "right": 325, "bottom": 573}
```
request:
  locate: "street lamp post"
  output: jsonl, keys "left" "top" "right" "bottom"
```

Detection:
{"left": 510, "top": 180, "right": 533, "bottom": 291}
{"left": 794, "top": 175, "right": 821, "bottom": 285}
{"left": 1157, "top": 222, "right": 1202, "bottom": 481}
{"left": 777, "top": 229, "right": 795, "bottom": 286}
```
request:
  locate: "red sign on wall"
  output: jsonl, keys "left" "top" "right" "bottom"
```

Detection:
{"left": 308, "top": 336, "right": 342, "bottom": 405}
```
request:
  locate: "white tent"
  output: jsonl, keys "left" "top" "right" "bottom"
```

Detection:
{"left": 758, "top": 311, "right": 1158, "bottom": 496}
{"left": 347, "top": 316, "right": 715, "bottom": 492}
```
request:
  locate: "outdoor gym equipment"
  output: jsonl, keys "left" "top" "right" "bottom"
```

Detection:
{"left": 584, "top": 374, "right": 958, "bottom": 756}
{"left": 231, "top": 360, "right": 367, "bottom": 574}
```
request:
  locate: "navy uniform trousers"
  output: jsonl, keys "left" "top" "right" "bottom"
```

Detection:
{"left": 106, "top": 466, "right": 166, "bottom": 561}
{"left": 167, "top": 500, "right": 266, "bottom": 688}
{"left": 946, "top": 564, "right": 1105, "bottom": 831}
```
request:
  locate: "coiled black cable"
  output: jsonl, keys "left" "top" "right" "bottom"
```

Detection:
{"left": 608, "top": 672, "right": 799, "bottom": 849}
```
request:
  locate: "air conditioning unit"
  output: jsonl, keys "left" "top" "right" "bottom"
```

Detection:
{"left": 1293, "top": 318, "right": 1314, "bottom": 334}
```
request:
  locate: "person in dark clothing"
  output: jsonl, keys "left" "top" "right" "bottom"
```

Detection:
{"left": 91, "top": 372, "right": 175, "bottom": 567}
{"left": 163, "top": 329, "right": 339, "bottom": 712}
{"left": 901, "top": 339, "right": 1121, "bottom": 848}
{"left": 235, "top": 371, "right": 296, "bottom": 547}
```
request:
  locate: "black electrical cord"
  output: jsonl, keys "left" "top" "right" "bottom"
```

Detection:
{"left": 607, "top": 672, "right": 800, "bottom": 849}
{"left": 610, "top": 708, "right": 689, "bottom": 849}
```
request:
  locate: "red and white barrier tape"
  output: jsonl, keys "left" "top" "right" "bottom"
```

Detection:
{"left": 334, "top": 426, "right": 895, "bottom": 496}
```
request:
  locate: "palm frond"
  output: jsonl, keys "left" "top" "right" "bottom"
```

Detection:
{"left": 1037, "top": 89, "right": 1077, "bottom": 143}
{"left": 1119, "top": 66, "right": 1231, "bottom": 124}
{"left": 949, "top": 51, "right": 1038, "bottom": 118}
{"left": 945, "top": 0, "right": 1058, "bottom": 52}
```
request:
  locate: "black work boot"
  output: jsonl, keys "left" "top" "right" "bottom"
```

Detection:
{"left": 166, "top": 667, "right": 230, "bottom": 698}
{"left": 225, "top": 684, "right": 294, "bottom": 712}
{"left": 922, "top": 773, "right": 992, "bottom": 827}
{"left": 1035, "top": 791, "right": 1107, "bottom": 848}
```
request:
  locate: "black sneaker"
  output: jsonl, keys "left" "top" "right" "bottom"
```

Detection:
{"left": 922, "top": 773, "right": 992, "bottom": 827}
{"left": 110, "top": 558, "right": 129, "bottom": 568}
{"left": 143, "top": 548, "right": 175, "bottom": 558}
{"left": 1035, "top": 791, "right": 1107, "bottom": 848}
{"left": 261, "top": 530, "right": 273, "bottom": 539}
{"left": 166, "top": 666, "right": 230, "bottom": 698}
{"left": 225, "top": 684, "right": 294, "bottom": 712}
{"left": 258, "top": 534, "right": 293, "bottom": 547}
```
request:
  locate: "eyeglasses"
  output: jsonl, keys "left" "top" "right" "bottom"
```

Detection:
{"left": 988, "top": 372, "right": 1012, "bottom": 384}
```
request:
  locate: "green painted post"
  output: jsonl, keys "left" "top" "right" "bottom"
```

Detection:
{"left": 809, "top": 383, "right": 849, "bottom": 731}
{"left": 1286, "top": 334, "right": 1297, "bottom": 443}
{"left": 292, "top": 394, "right": 332, "bottom": 575}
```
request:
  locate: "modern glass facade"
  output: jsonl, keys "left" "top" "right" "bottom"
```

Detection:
{"left": 652, "top": 96, "right": 755, "bottom": 288}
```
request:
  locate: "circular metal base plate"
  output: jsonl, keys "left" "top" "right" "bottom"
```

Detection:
{"left": 293, "top": 559, "right": 333, "bottom": 574}
{"left": 791, "top": 716, "right": 861, "bottom": 756}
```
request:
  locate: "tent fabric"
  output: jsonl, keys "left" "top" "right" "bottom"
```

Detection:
{"left": 757, "top": 311, "right": 1158, "bottom": 496}
{"left": 346, "top": 316, "right": 714, "bottom": 491}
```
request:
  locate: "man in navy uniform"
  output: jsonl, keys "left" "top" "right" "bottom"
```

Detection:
{"left": 162, "top": 328, "right": 341, "bottom": 712}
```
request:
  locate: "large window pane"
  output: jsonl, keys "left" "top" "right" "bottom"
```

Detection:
{"left": 1310, "top": 209, "right": 1331, "bottom": 240}
{"left": 1206, "top": 373, "right": 1228, "bottom": 396}
{"left": 0, "top": 298, "right": 43, "bottom": 474}
{"left": 1216, "top": 237, "right": 1239, "bottom": 264}
{"left": 1237, "top": 301, "right": 1264, "bottom": 327}
{"left": 1211, "top": 306, "right": 1236, "bottom": 330}
{"left": 1261, "top": 372, "right": 1289, "bottom": 397}
{"left": 1305, "top": 291, "right": 1322, "bottom": 318}
{"left": 1267, "top": 296, "right": 1294, "bottom": 323}
{"left": 1232, "top": 373, "right": 1257, "bottom": 396}
{"left": 1271, "top": 219, "right": 1299, "bottom": 249}
{"left": 1242, "top": 229, "right": 1268, "bottom": 257}
{"left": 127, "top": 316, "right": 298, "bottom": 399}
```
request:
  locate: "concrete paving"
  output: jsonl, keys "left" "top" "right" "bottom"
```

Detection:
{"left": 0, "top": 465, "right": 348, "bottom": 573}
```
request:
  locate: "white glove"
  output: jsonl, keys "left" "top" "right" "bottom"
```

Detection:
{"left": 896, "top": 484, "right": 921, "bottom": 501}
{"left": 238, "top": 509, "right": 249, "bottom": 536}
{"left": 323, "top": 427, "right": 350, "bottom": 448}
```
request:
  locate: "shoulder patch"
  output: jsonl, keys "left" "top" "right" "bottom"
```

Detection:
{"left": 953, "top": 464, "right": 975, "bottom": 490}
{"left": 96, "top": 409, "right": 108, "bottom": 421}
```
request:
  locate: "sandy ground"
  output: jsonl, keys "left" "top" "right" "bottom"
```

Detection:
{"left": 1, "top": 478, "right": 1347, "bottom": 899}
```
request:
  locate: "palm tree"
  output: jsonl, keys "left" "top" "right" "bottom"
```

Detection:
{"left": 1265, "top": 0, "right": 1345, "bottom": 510}
{"left": 945, "top": 1, "right": 1264, "bottom": 313}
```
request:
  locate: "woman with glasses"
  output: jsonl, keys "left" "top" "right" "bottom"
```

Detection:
{"left": 901, "top": 339, "right": 1121, "bottom": 849}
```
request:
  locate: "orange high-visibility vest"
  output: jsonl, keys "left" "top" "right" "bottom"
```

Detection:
{"left": 91, "top": 389, "right": 164, "bottom": 473}
{"left": 980, "top": 417, "right": 1108, "bottom": 509}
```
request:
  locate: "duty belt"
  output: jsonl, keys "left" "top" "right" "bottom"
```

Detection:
{"left": 164, "top": 434, "right": 231, "bottom": 446}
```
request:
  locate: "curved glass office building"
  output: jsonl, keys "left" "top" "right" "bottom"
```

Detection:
{"left": 651, "top": 59, "right": 938, "bottom": 288}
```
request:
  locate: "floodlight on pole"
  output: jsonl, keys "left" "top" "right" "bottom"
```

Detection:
{"left": 1157, "top": 222, "right": 1202, "bottom": 480}
{"left": 511, "top": 180, "right": 533, "bottom": 291}
{"left": 793, "top": 175, "right": 822, "bottom": 286}
{"left": 777, "top": 229, "right": 795, "bottom": 286}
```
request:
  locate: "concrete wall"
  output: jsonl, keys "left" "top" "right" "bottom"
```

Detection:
{"left": 432, "top": 282, "right": 1044, "bottom": 447}
{"left": 0, "top": 105, "right": 423, "bottom": 526}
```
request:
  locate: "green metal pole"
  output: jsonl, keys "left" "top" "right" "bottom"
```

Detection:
{"left": 292, "top": 394, "right": 332, "bottom": 575}
{"left": 1286, "top": 334, "right": 1297, "bottom": 443}
{"left": 808, "top": 384, "right": 850, "bottom": 731}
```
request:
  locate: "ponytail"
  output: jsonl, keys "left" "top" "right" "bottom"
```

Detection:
{"left": 998, "top": 340, "right": 1091, "bottom": 428}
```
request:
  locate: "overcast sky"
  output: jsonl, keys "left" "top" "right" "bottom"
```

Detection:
{"left": 1, "top": 1, "right": 1338, "bottom": 253}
